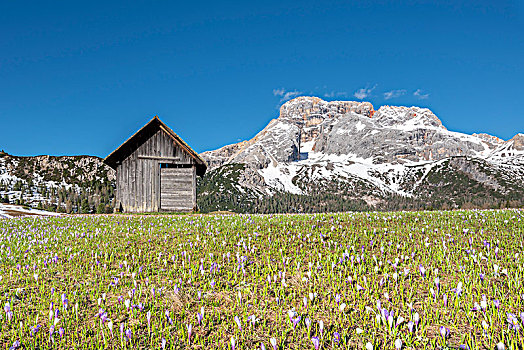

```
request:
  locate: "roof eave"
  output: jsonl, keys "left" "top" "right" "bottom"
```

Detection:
{"left": 103, "top": 116, "right": 208, "bottom": 175}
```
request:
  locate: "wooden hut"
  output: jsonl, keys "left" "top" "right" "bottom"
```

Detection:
{"left": 104, "top": 116, "right": 207, "bottom": 212}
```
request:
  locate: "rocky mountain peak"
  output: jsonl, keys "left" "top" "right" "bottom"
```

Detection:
{"left": 201, "top": 96, "right": 522, "bottom": 174}
{"left": 509, "top": 133, "right": 524, "bottom": 150}
{"left": 279, "top": 96, "right": 374, "bottom": 122}
{"left": 198, "top": 97, "right": 523, "bottom": 212}
{"left": 373, "top": 105, "right": 446, "bottom": 130}
{"left": 277, "top": 97, "right": 375, "bottom": 145}
{"left": 472, "top": 133, "right": 505, "bottom": 147}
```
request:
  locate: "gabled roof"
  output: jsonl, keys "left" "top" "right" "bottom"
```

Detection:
{"left": 104, "top": 116, "right": 207, "bottom": 176}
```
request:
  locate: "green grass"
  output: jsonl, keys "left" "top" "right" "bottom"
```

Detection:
{"left": 0, "top": 210, "right": 523, "bottom": 349}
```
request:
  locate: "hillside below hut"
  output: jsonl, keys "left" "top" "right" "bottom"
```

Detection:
{"left": 104, "top": 116, "right": 207, "bottom": 212}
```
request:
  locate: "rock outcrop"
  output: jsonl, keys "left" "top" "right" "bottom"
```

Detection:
{"left": 202, "top": 96, "right": 510, "bottom": 169}
{"left": 200, "top": 96, "right": 524, "bottom": 206}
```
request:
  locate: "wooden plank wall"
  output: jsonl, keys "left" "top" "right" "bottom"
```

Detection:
{"left": 116, "top": 129, "right": 197, "bottom": 212}
{"left": 160, "top": 168, "right": 194, "bottom": 211}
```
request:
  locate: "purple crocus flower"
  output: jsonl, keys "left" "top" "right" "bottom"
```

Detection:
{"left": 382, "top": 308, "right": 389, "bottom": 320}
{"left": 413, "top": 312, "right": 420, "bottom": 326}
{"left": 292, "top": 316, "right": 301, "bottom": 329}
{"left": 472, "top": 302, "right": 481, "bottom": 312}
{"left": 248, "top": 314, "right": 256, "bottom": 327}
{"left": 480, "top": 296, "right": 488, "bottom": 311}
{"left": 452, "top": 282, "right": 463, "bottom": 297}
{"left": 333, "top": 332, "right": 340, "bottom": 343}
{"left": 430, "top": 288, "right": 436, "bottom": 300}
{"left": 507, "top": 313, "right": 520, "bottom": 331}
{"left": 165, "top": 310, "right": 173, "bottom": 325}
{"left": 30, "top": 325, "right": 41, "bottom": 337}
{"left": 162, "top": 337, "right": 166, "bottom": 349}
{"left": 311, "top": 336, "right": 320, "bottom": 350}
{"left": 61, "top": 294, "right": 68, "bottom": 310}
{"left": 234, "top": 315, "right": 242, "bottom": 330}
{"left": 419, "top": 265, "right": 426, "bottom": 277}
{"left": 59, "top": 327, "right": 64, "bottom": 337}
{"left": 270, "top": 337, "right": 277, "bottom": 350}
{"left": 407, "top": 321, "right": 414, "bottom": 333}
{"left": 125, "top": 329, "right": 132, "bottom": 341}
{"left": 96, "top": 308, "right": 105, "bottom": 318}
{"left": 9, "top": 340, "right": 21, "bottom": 349}
{"left": 439, "top": 326, "right": 450, "bottom": 339}
{"left": 187, "top": 324, "right": 192, "bottom": 343}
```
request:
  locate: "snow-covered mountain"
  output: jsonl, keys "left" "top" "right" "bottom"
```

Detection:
{"left": 199, "top": 97, "right": 524, "bottom": 212}
{"left": 0, "top": 152, "right": 115, "bottom": 213}
{"left": 2, "top": 97, "right": 522, "bottom": 214}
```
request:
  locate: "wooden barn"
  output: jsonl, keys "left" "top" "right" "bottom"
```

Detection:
{"left": 104, "top": 116, "right": 207, "bottom": 212}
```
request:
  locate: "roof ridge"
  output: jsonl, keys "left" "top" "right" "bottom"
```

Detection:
{"left": 104, "top": 116, "right": 207, "bottom": 175}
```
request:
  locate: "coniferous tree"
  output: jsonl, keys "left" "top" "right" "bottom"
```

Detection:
{"left": 96, "top": 202, "right": 106, "bottom": 214}
{"left": 81, "top": 199, "right": 90, "bottom": 214}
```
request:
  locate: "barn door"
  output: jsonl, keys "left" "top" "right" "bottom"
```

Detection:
{"left": 159, "top": 166, "right": 194, "bottom": 211}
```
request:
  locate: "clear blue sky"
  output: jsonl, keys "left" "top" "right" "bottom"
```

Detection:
{"left": 1, "top": 0, "right": 523, "bottom": 156}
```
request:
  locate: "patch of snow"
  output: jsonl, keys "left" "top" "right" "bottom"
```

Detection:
{"left": 259, "top": 164, "right": 302, "bottom": 194}
{"left": 355, "top": 121, "right": 366, "bottom": 132}
{"left": 300, "top": 141, "right": 316, "bottom": 153}
{"left": 0, "top": 203, "right": 62, "bottom": 219}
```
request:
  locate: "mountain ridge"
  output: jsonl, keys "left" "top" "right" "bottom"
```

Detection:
{"left": 198, "top": 96, "right": 524, "bottom": 212}
{"left": 0, "top": 152, "right": 114, "bottom": 213}
{"left": 1, "top": 96, "right": 522, "bottom": 213}
{"left": 202, "top": 97, "right": 521, "bottom": 170}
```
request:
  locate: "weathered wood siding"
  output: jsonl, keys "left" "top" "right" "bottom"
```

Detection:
{"left": 115, "top": 128, "right": 197, "bottom": 212}
{"left": 160, "top": 167, "right": 196, "bottom": 211}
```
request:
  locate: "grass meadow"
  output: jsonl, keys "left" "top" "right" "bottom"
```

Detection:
{"left": 0, "top": 210, "right": 523, "bottom": 349}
